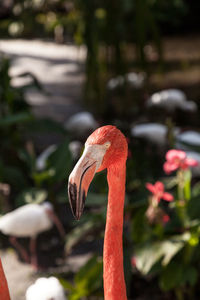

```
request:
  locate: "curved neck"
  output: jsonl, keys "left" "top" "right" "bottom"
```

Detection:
{"left": 103, "top": 162, "right": 127, "bottom": 300}
{"left": 0, "top": 258, "right": 10, "bottom": 300}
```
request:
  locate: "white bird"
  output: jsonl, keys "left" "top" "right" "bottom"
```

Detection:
{"left": 26, "top": 277, "right": 67, "bottom": 300}
{"left": 68, "top": 141, "right": 83, "bottom": 160}
{"left": 0, "top": 202, "right": 65, "bottom": 269}
{"left": 65, "top": 112, "right": 98, "bottom": 137}
{"left": 107, "top": 75, "right": 124, "bottom": 90}
{"left": 176, "top": 131, "right": 200, "bottom": 147}
{"left": 146, "top": 89, "right": 197, "bottom": 112}
{"left": 107, "top": 72, "right": 145, "bottom": 91}
{"left": 131, "top": 123, "right": 179, "bottom": 146}
{"left": 181, "top": 100, "right": 198, "bottom": 112}
{"left": 126, "top": 72, "right": 146, "bottom": 89}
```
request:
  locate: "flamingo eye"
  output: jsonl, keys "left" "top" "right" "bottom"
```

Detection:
{"left": 104, "top": 142, "right": 111, "bottom": 149}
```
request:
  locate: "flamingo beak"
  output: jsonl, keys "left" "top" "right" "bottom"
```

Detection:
{"left": 68, "top": 144, "right": 106, "bottom": 220}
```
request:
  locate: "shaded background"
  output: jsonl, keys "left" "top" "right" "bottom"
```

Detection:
{"left": 0, "top": 0, "right": 200, "bottom": 299}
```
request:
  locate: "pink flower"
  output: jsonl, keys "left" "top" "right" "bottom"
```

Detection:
{"left": 146, "top": 181, "right": 174, "bottom": 203}
{"left": 131, "top": 256, "right": 136, "bottom": 268}
{"left": 163, "top": 149, "right": 198, "bottom": 174}
{"left": 162, "top": 214, "right": 170, "bottom": 224}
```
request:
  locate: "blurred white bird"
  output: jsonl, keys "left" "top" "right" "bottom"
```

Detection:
{"left": 65, "top": 111, "right": 98, "bottom": 137}
{"left": 107, "top": 72, "right": 145, "bottom": 91}
{"left": 36, "top": 145, "right": 57, "bottom": 171}
{"left": 131, "top": 123, "right": 179, "bottom": 146}
{"left": 176, "top": 131, "right": 200, "bottom": 147}
{"left": 26, "top": 277, "right": 67, "bottom": 300}
{"left": 107, "top": 75, "right": 124, "bottom": 90}
{"left": 0, "top": 202, "right": 65, "bottom": 269}
{"left": 146, "top": 89, "right": 197, "bottom": 112}
{"left": 126, "top": 72, "right": 146, "bottom": 89}
{"left": 68, "top": 141, "right": 83, "bottom": 160}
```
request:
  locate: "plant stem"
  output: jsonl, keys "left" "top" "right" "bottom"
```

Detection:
{"left": 177, "top": 170, "right": 184, "bottom": 201}
{"left": 176, "top": 170, "right": 186, "bottom": 224}
{"left": 175, "top": 288, "right": 184, "bottom": 300}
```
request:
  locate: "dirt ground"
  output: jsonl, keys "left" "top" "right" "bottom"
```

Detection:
{"left": 1, "top": 250, "right": 38, "bottom": 300}
{"left": 0, "top": 39, "right": 86, "bottom": 122}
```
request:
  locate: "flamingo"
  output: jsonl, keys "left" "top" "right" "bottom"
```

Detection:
{"left": 0, "top": 202, "right": 65, "bottom": 269}
{"left": 68, "top": 125, "right": 128, "bottom": 300}
{"left": 0, "top": 258, "right": 11, "bottom": 300}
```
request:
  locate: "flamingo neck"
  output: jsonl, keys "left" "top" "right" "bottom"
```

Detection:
{"left": 103, "top": 162, "right": 127, "bottom": 300}
{"left": 0, "top": 258, "right": 11, "bottom": 300}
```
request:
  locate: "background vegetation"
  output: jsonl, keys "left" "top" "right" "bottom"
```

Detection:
{"left": 1, "top": 0, "right": 200, "bottom": 299}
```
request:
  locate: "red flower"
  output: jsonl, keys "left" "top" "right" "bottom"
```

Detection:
{"left": 163, "top": 149, "right": 198, "bottom": 174}
{"left": 146, "top": 181, "right": 174, "bottom": 203}
{"left": 162, "top": 214, "right": 170, "bottom": 224}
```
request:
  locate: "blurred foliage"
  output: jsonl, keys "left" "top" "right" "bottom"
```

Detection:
{"left": 0, "top": 55, "right": 72, "bottom": 210}
{"left": 131, "top": 163, "right": 200, "bottom": 299}
{"left": 1, "top": 1, "right": 200, "bottom": 299}
{"left": 0, "top": 0, "right": 188, "bottom": 114}
{"left": 72, "top": 0, "right": 187, "bottom": 113}
{"left": 60, "top": 255, "right": 103, "bottom": 299}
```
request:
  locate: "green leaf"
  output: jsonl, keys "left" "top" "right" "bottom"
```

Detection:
{"left": 163, "top": 176, "right": 178, "bottom": 189}
{"left": 161, "top": 240, "right": 184, "bottom": 266}
{"left": 18, "top": 148, "right": 35, "bottom": 172}
{"left": 65, "top": 256, "right": 103, "bottom": 300}
{"left": 0, "top": 112, "right": 33, "bottom": 126}
{"left": 58, "top": 278, "right": 75, "bottom": 292}
{"left": 32, "top": 169, "right": 56, "bottom": 185}
{"left": 182, "top": 267, "right": 198, "bottom": 286}
{"left": 26, "top": 118, "right": 66, "bottom": 135}
{"left": 135, "top": 242, "right": 164, "bottom": 275}
{"left": 192, "top": 182, "right": 200, "bottom": 197}
{"left": 135, "top": 233, "right": 190, "bottom": 275}
{"left": 75, "top": 255, "right": 103, "bottom": 294}
{"left": 131, "top": 207, "right": 148, "bottom": 243}
{"left": 75, "top": 255, "right": 100, "bottom": 283}
{"left": 65, "top": 214, "right": 103, "bottom": 253}
{"left": 0, "top": 161, "right": 28, "bottom": 189}
{"left": 160, "top": 262, "right": 183, "bottom": 291}
{"left": 187, "top": 196, "right": 200, "bottom": 219}
{"left": 65, "top": 221, "right": 93, "bottom": 254}
{"left": 16, "top": 188, "right": 47, "bottom": 206}
{"left": 160, "top": 263, "right": 198, "bottom": 291}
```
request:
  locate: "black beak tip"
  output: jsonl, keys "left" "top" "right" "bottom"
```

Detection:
{"left": 68, "top": 182, "right": 86, "bottom": 221}
{"left": 71, "top": 207, "right": 83, "bottom": 221}
{"left": 75, "top": 213, "right": 81, "bottom": 221}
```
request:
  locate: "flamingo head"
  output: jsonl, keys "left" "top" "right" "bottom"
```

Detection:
{"left": 68, "top": 125, "right": 128, "bottom": 220}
